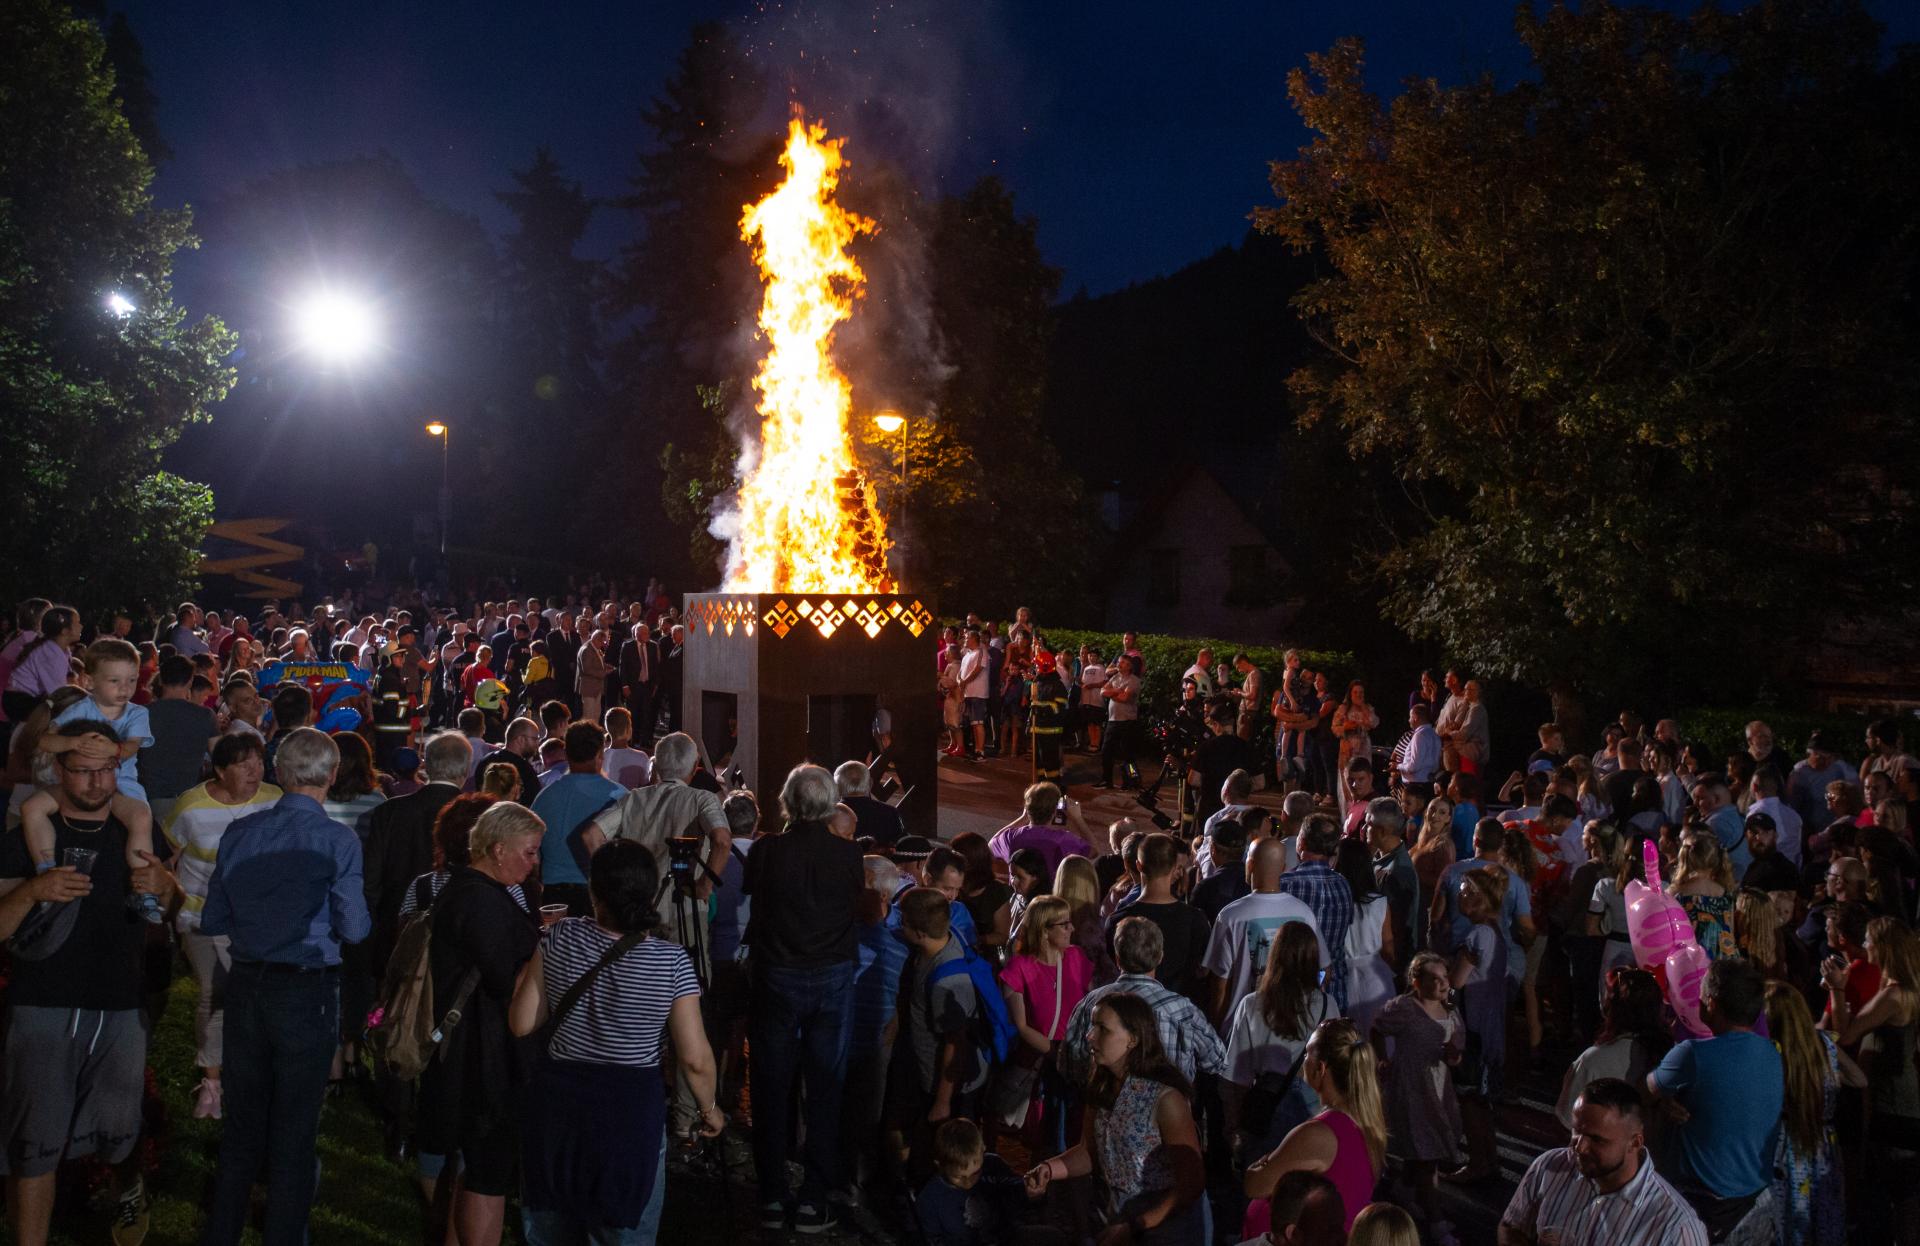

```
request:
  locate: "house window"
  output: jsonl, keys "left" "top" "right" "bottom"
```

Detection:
{"left": 1148, "top": 548, "right": 1181, "bottom": 606}
{"left": 1226, "top": 544, "right": 1274, "bottom": 608}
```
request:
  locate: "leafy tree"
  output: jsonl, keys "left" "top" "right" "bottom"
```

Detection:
{"left": 0, "top": 0, "right": 234, "bottom": 618}
{"left": 922, "top": 177, "right": 1099, "bottom": 619}
{"left": 491, "top": 148, "right": 606, "bottom": 551}
{"left": 1259, "top": 0, "right": 1920, "bottom": 716}
{"left": 602, "top": 23, "right": 781, "bottom": 583}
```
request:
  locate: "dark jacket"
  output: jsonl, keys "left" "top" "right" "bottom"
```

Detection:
{"left": 362, "top": 780, "right": 460, "bottom": 970}
{"left": 416, "top": 867, "right": 539, "bottom": 1149}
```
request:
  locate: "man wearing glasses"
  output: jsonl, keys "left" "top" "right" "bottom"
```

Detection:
{"left": 0, "top": 722, "right": 175, "bottom": 1245}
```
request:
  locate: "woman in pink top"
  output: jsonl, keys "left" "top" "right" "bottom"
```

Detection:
{"left": 1000, "top": 895, "right": 1093, "bottom": 1153}
{"left": 1243, "top": 1018, "right": 1388, "bottom": 1235}
{"left": 4, "top": 605, "right": 80, "bottom": 706}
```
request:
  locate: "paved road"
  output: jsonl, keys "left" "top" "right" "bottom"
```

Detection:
{"left": 668, "top": 744, "right": 1565, "bottom": 1242}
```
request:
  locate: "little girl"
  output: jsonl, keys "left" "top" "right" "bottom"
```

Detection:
{"left": 21, "top": 639, "right": 160, "bottom": 921}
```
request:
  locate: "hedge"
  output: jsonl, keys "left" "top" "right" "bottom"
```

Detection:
{"left": 1667, "top": 707, "right": 1879, "bottom": 765}
{"left": 1038, "top": 627, "right": 1354, "bottom": 721}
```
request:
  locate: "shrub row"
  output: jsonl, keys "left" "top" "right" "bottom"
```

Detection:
{"left": 1039, "top": 626, "right": 1354, "bottom": 722}
{"left": 1666, "top": 707, "right": 1879, "bottom": 765}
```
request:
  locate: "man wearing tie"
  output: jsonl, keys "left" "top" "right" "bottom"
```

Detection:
{"left": 618, "top": 622, "right": 657, "bottom": 746}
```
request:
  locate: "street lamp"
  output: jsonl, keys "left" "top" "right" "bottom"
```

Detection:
{"left": 873, "top": 410, "right": 908, "bottom": 565}
{"left": 104, "top": 291, "right": 136, "bottom": 318}
{"left": 425, "top": 422, "right": 450, "bottom": 556}
{"left": 292, "top": 289, "right": 378, "bottom": 363}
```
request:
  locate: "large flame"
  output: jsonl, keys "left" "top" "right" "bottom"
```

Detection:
{"left": 721, "top": 115, "right": 895, "bottom": 595}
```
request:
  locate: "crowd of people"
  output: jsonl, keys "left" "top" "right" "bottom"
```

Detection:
{"left": 0, "top": 587, "right": 1916, "bottom": 1246}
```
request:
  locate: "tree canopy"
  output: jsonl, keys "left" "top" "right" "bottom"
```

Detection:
{"left": 1259, "top": 0, "right": 1920, "bottom": 707}
{"left": 0, "top": 0, "right": 234, "bottom": 617}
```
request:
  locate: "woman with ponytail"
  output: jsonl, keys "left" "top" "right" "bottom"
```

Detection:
{"left": 1243, "top": 1017, "right": 1387, "bottom": 1236}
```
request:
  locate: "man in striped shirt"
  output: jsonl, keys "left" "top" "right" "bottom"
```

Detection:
{"left": 1499, "top": 1077, "right": 1706, "bottom": 1246}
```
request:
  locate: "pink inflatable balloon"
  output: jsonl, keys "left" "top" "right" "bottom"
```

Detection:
{"left": 1664, "top": 939, "right": 1712, "bottom": 1038}
{"left": 1624, "top": 837, "right": 1691, "bottom": 973}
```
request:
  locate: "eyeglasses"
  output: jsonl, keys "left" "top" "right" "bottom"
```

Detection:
{"left": 1046, "top": 920, "right": 1072, "bottom": 930}
{"left": 59, "top": 762, "right": 117, "bottom": 779}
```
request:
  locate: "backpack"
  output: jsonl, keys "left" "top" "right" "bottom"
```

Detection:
{"left": 366, "top": 877, "right": 480, "bottom": 1080}
{"left": 926, "top": 945, "right": 1016, "bottom": 1066}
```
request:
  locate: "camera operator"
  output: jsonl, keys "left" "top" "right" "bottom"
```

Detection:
{"left": 1188, "top": 697, "right": 1256, "bottom": 825}
{"left": 581, "top": 732, "right": 731, "bottom": 964}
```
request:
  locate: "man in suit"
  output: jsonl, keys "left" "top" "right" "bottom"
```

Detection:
{"left": 660, "top": 624, "right": 685, "bottom": 736}
{"left": 361, "top": 730, "right": 471, "bottom": 974}
{"left": 546, "top": 613, "right": 580, "bottom": 716}
{"left": 617, "top": 622, "right": 656, "bottom": 746}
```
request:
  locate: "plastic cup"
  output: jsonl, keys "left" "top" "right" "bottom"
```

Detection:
{"left": 540, "top": 904, "right": 568, "bottom": 927}
{"left": 62, "top": 847, "right": 98, "bottom": 875}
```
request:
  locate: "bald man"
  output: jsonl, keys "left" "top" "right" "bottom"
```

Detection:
{"left": 1201, "top": 836, "right": 1328, "bottom": 1029}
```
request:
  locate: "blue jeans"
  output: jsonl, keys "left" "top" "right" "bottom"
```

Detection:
{"left": 521, "top": 1143, "right": 667, "bottom": 1245}
{"left": 749, "top": 960, "right": 855, "bottom": 1206}
{"left": 200, "top": 964, "right": 339, "bottom": 1246}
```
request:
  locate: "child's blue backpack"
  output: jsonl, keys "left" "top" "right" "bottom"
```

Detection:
{"left": 926, "top": 944, "right": 1016, "bottom": 1065}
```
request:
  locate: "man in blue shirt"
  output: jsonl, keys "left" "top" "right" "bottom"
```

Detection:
{"left": 528, "top": 722, "right": 624, "bottom": 915}
{"left": 200, "top": 728, "right": 371, "bottom": 1246}
{"left": 1692, "top": 774, "right": 1753, "bottom": 876}
{"left": 1432, "top": 817, "right": 1534, "bottom": 985}
{"left": 1647, "top": 957, "right": 1784, "bottom": 1240}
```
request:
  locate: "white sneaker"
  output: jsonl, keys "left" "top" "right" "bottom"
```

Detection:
{"left": 192, "top": 1077, "right": 222, "bottom": 1120}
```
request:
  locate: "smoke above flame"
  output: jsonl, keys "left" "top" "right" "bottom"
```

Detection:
{"left": 720, "top": 114, "right": 896, "bottom": 595}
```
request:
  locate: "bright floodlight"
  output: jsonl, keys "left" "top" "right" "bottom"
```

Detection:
{"left": 873, "top": 411, "right": 905, "bottom": 434}
{"left": 293, "top": 290, "right": 378, "bottom": 362}
{"left": 104, "top": 291, "right": 136, "bottom": 317}
{"left": 425, "top": 422, "right": 447, "bottom": 437}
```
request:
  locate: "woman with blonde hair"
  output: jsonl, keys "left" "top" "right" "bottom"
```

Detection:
{"left": 1348, "top": 1202, "right": 1419, "bottom": 1246}
{"left": 1053, "top": 855, "right": 1115, "bottom": 985}
{"left": 479, "top": 759, "right": 521, "bottom": 804}
{"left": 1824, "top": 916, "right": 1920, "bottom": 1244}
{"left": 1368, "top": 951, "right": 1462, "bottom": 1238}
{"left": 1447, "top": 867, "right": 1507, "bottom": 1183}
{"left": 1000, "top": 895, "right": 1092, "bottom": 1153}
{"left": 1673, "top": 833, "right": 1736, "bottom": 960}
{"left": 1408, "top": 795, "right": 1456, "bottom": 918}
{"left": 1766, "top": 982, "right": 1863, "bottom": 1246}
{"left": 1243, "top": 1018, "right": 1387, "bottom": 1237}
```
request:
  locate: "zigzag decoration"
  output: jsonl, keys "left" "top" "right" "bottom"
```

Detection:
{"left": 200, "top": 518, "right": 304, "bottom": 599}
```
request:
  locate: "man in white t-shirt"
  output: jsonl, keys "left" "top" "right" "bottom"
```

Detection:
{"left": 1202, "top": 837, "right": 1326, "bottom": 1031}
{"left": 1183, "top": 647, "right": 1215, "bottom": 697}
{"left": 956, "top": 628, "right": 990, "bottom": 761}
{"left": 1077, "top": 648, "right": 1108, "bottom": 752}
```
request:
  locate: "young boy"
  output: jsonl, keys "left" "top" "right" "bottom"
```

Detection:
{"left": 23, "top": 638, "right": 160, "bottom": 921}
{"left": 601, "top": 706, "right": 653, "bottom": 788}
{"left": 889, "top": 888, "right": 991, "bottom": 1179}
{"left": 915, "top": 1118, "right": 1022, "bottom": 1246}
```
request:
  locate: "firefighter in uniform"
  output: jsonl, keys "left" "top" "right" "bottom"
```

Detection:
{"left": 1028, "top": 651, "right": 1070, "bottom": 783}
{"left": 371, "top": 647, "right": 416, "bottom": 770}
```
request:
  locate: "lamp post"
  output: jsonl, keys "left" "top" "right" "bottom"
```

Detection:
{"left": 425, "top": 422, "right": 449, "bottom": 556}
{"left": 873, "top": 410, "right": 907, "bottom": 521}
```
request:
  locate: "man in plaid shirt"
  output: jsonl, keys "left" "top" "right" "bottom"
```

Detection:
{"left": 1275, "top": 813, "right": 1355, "bottom": 1010}
{"left": 1057, "top": 917, "right": 1226, "bottom": 1086}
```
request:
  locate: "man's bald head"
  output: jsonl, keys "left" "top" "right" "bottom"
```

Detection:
{"left": 1248, "top": 836, "right": 1288, "bottom": 891}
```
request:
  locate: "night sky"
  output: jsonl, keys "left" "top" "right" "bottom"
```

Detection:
{"left": 101, "top": 1, "right": 1562, "bottom": 299}
{"left": 124, "top": 0, "right": 1920, "bottom": 298}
